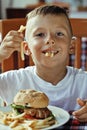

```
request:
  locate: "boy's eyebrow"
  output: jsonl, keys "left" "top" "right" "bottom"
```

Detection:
{"left": 32, "top": 26, "right": 69, "bottom": 32}
{"left": 32, "top": 27, "right": 46, "bottom": 33}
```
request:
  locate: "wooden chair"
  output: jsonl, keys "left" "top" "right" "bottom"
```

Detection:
{"left": 0, "top": 18, "right": 34, "bottom": 72}
{"left": 70, "top": 19, "right": 87, "bottom": 69}
{"left": 0, "top": 18, "right": 87, "bottom": 72}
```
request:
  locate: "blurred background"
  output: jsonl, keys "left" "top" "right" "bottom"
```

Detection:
{"left": 0, "top": 0, "right": 87, "bottom": 19}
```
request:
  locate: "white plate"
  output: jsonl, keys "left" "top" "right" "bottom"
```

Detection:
{"left": 42, "top": 106, "right": 70, "bottom": 130}
{"left": 0, "top": 105, "right": 70, "bottom": 130}
{"left": 0, "top": 125, "right": 11, "bottom": 130}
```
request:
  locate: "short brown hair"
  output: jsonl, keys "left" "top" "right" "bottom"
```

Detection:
{"left": 26, "top": 5, "right": 73, "bottom": 36}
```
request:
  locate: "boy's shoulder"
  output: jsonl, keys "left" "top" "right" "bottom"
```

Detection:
{"left": 67, "top": 66, "right": 87, "bottom": 77}
{"left": 17, "top": 66, "right": 36, "bottom": 74}
{"left": 0, "top": 66, "right": 35, "bottom": 76}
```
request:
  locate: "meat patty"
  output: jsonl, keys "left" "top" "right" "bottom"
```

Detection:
{"left": 24, "top": 107, "right": 51, "bottom": 119}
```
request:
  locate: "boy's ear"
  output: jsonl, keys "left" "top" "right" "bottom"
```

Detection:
{"left": 23, "top": 41, "right": 31, "bottom": 56}
{"left": 69, "top": 38, "right": 76, "bottom": 54}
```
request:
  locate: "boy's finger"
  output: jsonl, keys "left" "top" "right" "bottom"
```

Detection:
{"left": 74, "top": 112, "right": 87, "bottom": 122}
{"left": 72, "top": 104, "right": 87, "bottom": 116}
{"left": 77, "top": 98, "right": 86, "bottom": 107}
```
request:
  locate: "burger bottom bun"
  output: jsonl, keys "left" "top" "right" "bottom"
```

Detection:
{"left": 13, "top": 89, "right": 49, "bottom": 108}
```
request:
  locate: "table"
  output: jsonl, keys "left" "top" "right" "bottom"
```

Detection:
{"left": 54, "top": 111, "right": 87, "bottom": 130}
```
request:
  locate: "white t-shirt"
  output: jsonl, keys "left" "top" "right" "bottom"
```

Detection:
{"left": 0, "top": 66, "right": 87, "bottom": 111}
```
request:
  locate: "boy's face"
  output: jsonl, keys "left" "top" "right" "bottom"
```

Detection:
{"left": 25, "top": 14, "right": 73, "bottom": 67}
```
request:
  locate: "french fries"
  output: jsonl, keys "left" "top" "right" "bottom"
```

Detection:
{"left": 18, "top": 25, "right": 26, "bottom": 33}
{"left": 0, "top": 110, "right": 57, "bottom": 130}
{"left": 18, "top": 25, "right": 26, "bottom": 61}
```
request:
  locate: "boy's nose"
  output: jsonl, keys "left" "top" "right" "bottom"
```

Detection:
{"left": 46, "top": 39, "right": 55, "bottom": 45}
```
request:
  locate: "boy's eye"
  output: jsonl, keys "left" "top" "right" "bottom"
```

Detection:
{"left": 56, "top": 32, "right": 64, "bottom": 37}
{"left": 36, "top": 33, "right": 45, "bottom": 37}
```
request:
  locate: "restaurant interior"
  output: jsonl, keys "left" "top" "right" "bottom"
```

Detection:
{"left": 0, "top": 1, "right": 87, "bottom": 129}
{"left": 0, "top": 0, "right": 87, "bottom": 73}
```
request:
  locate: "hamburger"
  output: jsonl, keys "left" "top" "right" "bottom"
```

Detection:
{"left": 11, "top": 89, "right": 55, "bottom": 121}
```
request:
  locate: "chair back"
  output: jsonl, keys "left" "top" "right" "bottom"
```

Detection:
{"left": 70, "top": 19, "right": 87, "bottom": 70}
{"left": 0, "top": 18, "right": 34, "bottom": 72}
{"left": 0, "top": 18, "right": 87, "bottom": 72}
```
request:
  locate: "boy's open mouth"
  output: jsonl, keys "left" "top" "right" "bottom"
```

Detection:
{"left": 42, "top": 50, "right": 59, "bottom": 57}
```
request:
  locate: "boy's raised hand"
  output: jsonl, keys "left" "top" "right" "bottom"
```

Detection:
{"left": 72, "top": 98, "right": 87, "bottom": 122}
{"left": 0, "top": 30, "right": 24, "bottom": 62}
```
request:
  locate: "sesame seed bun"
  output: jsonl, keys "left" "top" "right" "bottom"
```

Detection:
{"left": 13, "top": 89, "right": 49, "bottom": 108}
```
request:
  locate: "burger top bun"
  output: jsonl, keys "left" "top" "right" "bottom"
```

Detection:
{"left": 13, "top": 89, "right": 49, "bottom": 108}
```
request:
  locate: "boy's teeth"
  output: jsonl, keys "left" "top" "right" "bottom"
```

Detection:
{"left": 45, "top": 52, "right": 54, "bottom": 57}
{"left": 45, "top": 52, "right": 49, "bottom": 57}
{"left": 50, "top": 52, "right": 54, "bottom": 57}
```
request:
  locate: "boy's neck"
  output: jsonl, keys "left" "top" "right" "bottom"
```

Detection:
{"left": 36, "top": 66, "right": 67, "bottom": 85}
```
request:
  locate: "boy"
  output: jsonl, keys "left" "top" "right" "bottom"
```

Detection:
{"left": 0, "top": 5, "right": 87, "bottom": 122}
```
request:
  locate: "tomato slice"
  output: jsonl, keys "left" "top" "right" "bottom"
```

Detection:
{"left": 24, "top": 114, "right": 35, "bottom": 119}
